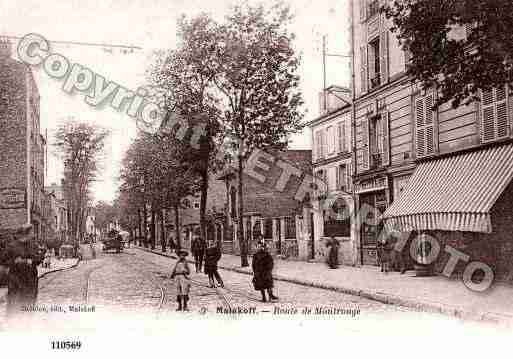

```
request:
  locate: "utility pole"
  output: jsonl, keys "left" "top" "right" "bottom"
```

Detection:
{"left": 321, "top": 35, "right": 351, "bottom": 113}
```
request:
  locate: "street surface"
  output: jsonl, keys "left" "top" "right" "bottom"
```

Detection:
{"left": 0, "top": 246, "right": 505, "bottom": 336}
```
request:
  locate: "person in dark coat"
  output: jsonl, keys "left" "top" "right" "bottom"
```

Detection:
{"left": 191, "top": 234, "right": 205, "bottom": 273}
{"left": 326, "top": 236, "right": 340, "bottom": 269}
{"left": 252, "top": 240, "right": 278, "bottom": 302}
{"left": 204, "top": 241, "right": 223, "bottom": 288}
{"left": 0, "top": 224, "right": 44, "bottom": 317}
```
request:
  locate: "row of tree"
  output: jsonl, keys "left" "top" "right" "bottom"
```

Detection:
{"left": 116, "top": 3, "right": 304, "bottom": 266}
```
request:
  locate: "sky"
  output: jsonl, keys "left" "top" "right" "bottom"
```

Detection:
{"left": 1, "top": 0, "right": 351, "bottom": 203}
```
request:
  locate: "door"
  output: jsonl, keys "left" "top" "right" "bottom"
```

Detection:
{"left": 360, "top": 191, "right": 387, "bottom": 266}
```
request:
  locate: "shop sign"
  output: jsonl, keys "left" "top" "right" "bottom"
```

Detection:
{"left": 0, "top": 188, "right": 26, "bottom": 209}
{"left": 355, "top": 176, "right": 388, "bottom": 194}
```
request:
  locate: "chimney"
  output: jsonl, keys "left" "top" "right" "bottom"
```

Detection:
{"left": 0, "top": 37, "right": 12, "bottom": 60}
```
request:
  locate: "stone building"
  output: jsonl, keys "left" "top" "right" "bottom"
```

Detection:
{"left": 307, "top": 86, "right": 357, "bottom": 265}
{"left": 351, "top": 0, "right": 513, "bottom": 281}
{"left": 0, "top": 38, "right": 46, "bottom": 240}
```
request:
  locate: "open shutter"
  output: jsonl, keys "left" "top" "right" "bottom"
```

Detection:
{"left": 360, "top": 46, "right": 368, "bottom": 94}
{"left": 404, "top": 47, "right": 412, "bottom": 70}
{"left": 481, "top": 89, "right": 495, "bottom": 142}
{"left": 480, "top": 86, "right": 509, "bottom": 142}
{"left": 335, "top": 165, "right": 340, "bottom": 190}
{"left": 381, "top": 111, "right": 390, "bottom": 166}
{"left": 496, "top": 86, "right": 509, "bottom": 138}
{"left": 424, "top": 94, "right": 435, "bottom": 155}
{"left": 415, "top": 94, "right": 436, "bottom": 157}
{"left": 361, "top": 118, "right": 370, "bottom": 171}
{"left": 337, "top": 121, "right": 345, "bottom": 153}
{"left": 415, "top": 97, "right": 426, "bottom": 157}
{"left": 379, "top": 29, "right": 389, "bottom": 84}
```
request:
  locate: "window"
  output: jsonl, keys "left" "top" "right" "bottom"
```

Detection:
{"left": 480, "top": 86, "right": 509, "bottom": 143}
{"left": 370, "top": 115, "right": 384, "bottom": 167}
{"left": 414, "top": 93, "right": 437, "bottom": 157}
{"left": 369, "top": 38, "right": 381, "bottom": 88}
{"left": 284, "top": 217, "right": 296, "bottom": 239}
{"left": 336, "top": 164, "right": 347, "bottom": 190}
{"left": 327, "top": 126, "right": 336, "bottom": 154}
{"left": 194, "top": 202, "right": 199, "bottom": 209}
{"left": 323, "top": 197, "right": 351, "bottom": 237}
{"left": 315, "top": 130, "right": 326, "bottom": 160}
{"left": 264, "top": 218, "right": 273, "bottom": 239}
{"left": 337, "top": 121, "right": 347, "bottom": 153}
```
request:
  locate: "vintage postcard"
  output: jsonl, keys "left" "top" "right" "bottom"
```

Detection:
{"left": 0, "top": 0, "right": 512, "bottom": 357}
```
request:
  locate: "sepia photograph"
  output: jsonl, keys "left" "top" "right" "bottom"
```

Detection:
{"left": 0, "top": 0, "right": 512, "bottom": 357}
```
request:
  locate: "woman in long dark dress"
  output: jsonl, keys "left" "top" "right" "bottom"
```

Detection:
{"left": 252, "top": 240, "right": 278, "bottom": 302}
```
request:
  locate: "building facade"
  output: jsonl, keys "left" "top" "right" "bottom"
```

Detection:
{"left": 46, "top": 181, "right": 69, "bottom": 242}
{"left": 219, "top": 150, "right": 312, "bottom": 260}
{"left": 0, "top": 38, "right": 46, "bottom": 240}
{"left": 351, "top": 0, "right": 513, "bottom": 281}
{"left": 308, "top": 86, "right": 358, "bottom": 265}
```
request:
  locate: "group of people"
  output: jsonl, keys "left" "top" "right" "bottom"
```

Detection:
{"left": 170, "top": 233, "right": 279, "bottom": 310}
{"left": 0, "top": 224, "right": 44, "bottom": 318}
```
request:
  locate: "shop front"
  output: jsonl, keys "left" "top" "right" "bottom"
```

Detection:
{"left": 382, "top": 144, "right": 513, "bottom": 280}
{"left": 355, "top": 176, "right": 389, "bottom": 266}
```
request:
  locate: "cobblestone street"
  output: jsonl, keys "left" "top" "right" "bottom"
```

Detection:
{"left": 0, "top": 247, "right": 505, "bottom": 336}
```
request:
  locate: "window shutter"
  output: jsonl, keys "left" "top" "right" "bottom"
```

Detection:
{"left": 323, "top": 128, "right": 328, "bottom": 157}
{"left": 424, "top": 94, "right": 435, "bottom": 155}
{"left": 382, "top": 111, "right": 390, "bottom": 166}
{"left": 346, "top": 164, "right": 352, "bottom": 189}
{"left": 361, "top": 118, "right": 370, "bottom": 170}
{"left": 360, "top": 46, "right": 368, "bottom": 94}
{"left": 415, "top": 97, "right": 425, "bottom": 157}
{"left": 337, "top": 122, "right": 342, "bottom": 152}
{"left": 360, "top": 0, "right": 366, "bottom": 22}
{"left": 496, "top": 86, "right": 508, "bottom": 138}
{"left": 335, "top": 166, "right": 340, "bottom": 190}
{"left": 480, "top": 86, "right": 509, "bottom": 142}
{"left": 404, "top": 47, "right": 412, "bottom": 70}
{"left": 379, "top": 30, "right": 389, "bottom": 83}
{"left": 415, "top": 94, "right": 436, "bottom": 157}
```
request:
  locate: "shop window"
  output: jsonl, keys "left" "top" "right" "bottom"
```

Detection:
{"left": 284, "top": 217, "right": 296, "bottom": 239}
{"left": 323, "top": 198, "right": 351, "bottom": 237}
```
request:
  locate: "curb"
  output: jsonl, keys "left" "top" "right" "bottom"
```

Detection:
{"left": 135, "top": 246, "right": 512, "bottom": 327}
{"left": 0, "top": 258, "right": 81, "bottom": 304}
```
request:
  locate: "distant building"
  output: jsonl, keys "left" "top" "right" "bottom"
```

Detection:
{"left": 0, "top": 38, "right": 46, "bottom": 241}
{"left": 218, "top": 149, "right": 313, "bottom": 259}
{"left": 45, "top": 181, "right": 69, "bottom": 241}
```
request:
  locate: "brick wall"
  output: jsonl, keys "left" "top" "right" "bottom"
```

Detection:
{"left": 0, "top": 59, "right": 28, "bottom": 228}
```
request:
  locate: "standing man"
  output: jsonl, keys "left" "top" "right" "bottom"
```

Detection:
{"left": 0, "top": 224, "right": 44, "bottom": 317}
{"left": 191, "top": 233, "right": 205, "bottom": 273}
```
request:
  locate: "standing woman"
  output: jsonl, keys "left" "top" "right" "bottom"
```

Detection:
{"left": 170, "top": 250, "right": 191, "bottom": 311}
{"left": 204, "top": 240, "right": 224, "bottom": 288}
{"left": 252, "top": 240, "right": 278, "bottom": 302}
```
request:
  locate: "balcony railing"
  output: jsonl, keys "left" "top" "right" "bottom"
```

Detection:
{"left": 371, "top": 152, "right": 383, "bottom": 168}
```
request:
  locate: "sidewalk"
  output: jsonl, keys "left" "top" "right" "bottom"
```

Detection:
{"left": 137, "top": 246, "right": 513, "bottom": 325}
{"left": 0, "top": 257, "right": 80, "bottom": 304}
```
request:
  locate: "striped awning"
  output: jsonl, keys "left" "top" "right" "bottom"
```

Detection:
{"left": 382, "top": 144, "right": 513, "bottom": 233}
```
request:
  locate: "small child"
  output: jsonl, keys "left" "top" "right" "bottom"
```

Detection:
{"left": 171, "top": 250, "right": 191, "bottom": 311}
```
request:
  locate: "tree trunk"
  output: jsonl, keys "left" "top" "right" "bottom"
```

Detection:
{"left": 150, "top": 206, "right": 156, "bottom": 250}
{"left": 160, "top": 209, "right": 166, "bottom": 252}
{"left": 137, "top": 209, "right": 142, "bottom": 246}
{"left": 174, "top": 204, "right": 181, "bottom": 251}
{"left": 143, "top": 204, "right": 148, "bottom": 248}
{"left": 199, "top": 166, "right": 209, "bottom": 246}
{"left": 237, "top": 152, "right": 248, "bottom": 267}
